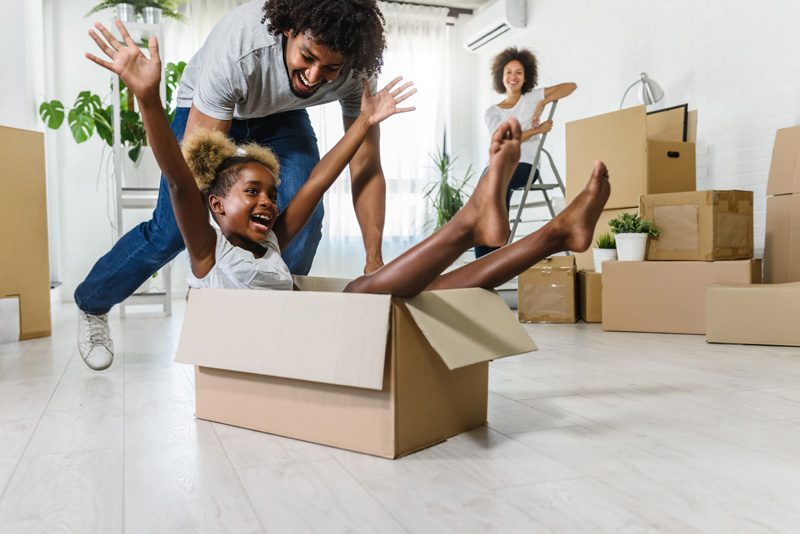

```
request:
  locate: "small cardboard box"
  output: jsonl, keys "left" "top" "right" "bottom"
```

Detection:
{"left": 640, "top": 190, "right": 754, "bottom": 261}
{"left": 766, "top": 125, "right": 800, "bottom": 196}
{"left": 764, "top": 193, "right": 800, "bottom": 283}
{"left": 574, "top": 207, "right": 638, "bottom": 271}
{"left": 0, "top": 126, "right": 51, "bottom": 340}
{"left": 602, "top": 259, "right": 761, "bottom": 335}
{"left": 175, "top": 279, "right": 537, "bottom": 459}
{"left": 706, "top": 283, "right": 800, "bottom": 347}
{"left": 566, "top": 105, "right": 696, "bottom": 210}
{"left": 518, "top": 256, "right": 577, "bottom": 323}
{"left": 578, "top": 271, "right": 602, "bottom": 323}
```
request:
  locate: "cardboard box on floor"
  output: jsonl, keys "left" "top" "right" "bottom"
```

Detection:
{"left": 602, "top": 259, "right": 761, "bottom": 335}
{"left": 566, "top": 105, "right": 696, "bottom": 210}
{"left": 573, "top": 207, "right": 638, "bottom": 271}
{"left": 175, "top": 278, "right": 537, "bottom": 459}
{"left": 764, "top": 125, "right": 800, "bottom": 283}
{"left": 764, "top": 193, "right": 800, "bottom": 283}
{"left": 578, "top": 271, "right": 602, "bottom": 323}
{"left": 0, "top": 126, "right": 51, "bottom": 340}
{"left": 706, "top": 283, "right": 800, "bottom": 347}
{"left": 640, "top": 190, "right": 754, "bottom": 261}
{"left": 518, "top": 256, "right": 577, "bottom": 323}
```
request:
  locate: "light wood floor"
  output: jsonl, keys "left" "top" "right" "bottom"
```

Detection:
{"left": 1, "top": 300, "right": 800, "bottom": 533}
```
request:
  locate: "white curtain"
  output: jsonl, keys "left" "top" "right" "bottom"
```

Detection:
{"left": 162, "top": 0, "right": 249, "bottom": 63}
{"left": 307, "top": 2, "right": 450, "bottom": 274}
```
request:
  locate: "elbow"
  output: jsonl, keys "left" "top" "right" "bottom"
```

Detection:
{"left": 565, "top": 82, "right": 578, "bottom": 95}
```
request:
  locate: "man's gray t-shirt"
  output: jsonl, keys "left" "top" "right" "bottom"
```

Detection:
{"left": 176, "top": 0, "right": 373, "bottom": 120}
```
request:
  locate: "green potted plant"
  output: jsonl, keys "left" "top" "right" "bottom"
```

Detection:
{"left": 424, "top": 134, "right": 474, "bottom": 230}
{"left": 39, "top": 61, "right": 186, "bottom": 186}
{"left": 608, "top": 212, "right": 660, "bottom": 261}
{"left": 592, "top": 232, "right": 617, "bottom": 272}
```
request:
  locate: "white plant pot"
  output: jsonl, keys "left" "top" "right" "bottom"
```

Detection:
{"left": 142, "top": 6, "right": 162, "bottom": 24}
{"left": 116, "top": 3, "right": 136, "bottom": 22}
{"left": 615, "top": 233, "right": 649, "bottom": 261}
{"left": 592, "top": 248, "right": 618, "bottom": 273}
{"left": 122, "top": 146, "right": 162, "bottom": 189}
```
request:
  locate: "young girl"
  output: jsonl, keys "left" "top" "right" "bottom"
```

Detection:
{"left": 86, "top": 20, "right": 610, "bottom": 301}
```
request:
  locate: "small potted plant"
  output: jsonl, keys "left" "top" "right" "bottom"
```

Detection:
{"left": 592, "top": 232, "right": 617, "bottom": 273}
{"left": 424, "top": 133, "right": 473, "bottom": 230}
{"left": 608, "top": 212, "right": 659, "bottom": 261}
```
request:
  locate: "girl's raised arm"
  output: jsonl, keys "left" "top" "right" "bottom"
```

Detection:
{"left": 86, "top": 20, "right": 216, "bottom": 275}
{"left": 273, "top": 77, "right": 416, "bottom": 249}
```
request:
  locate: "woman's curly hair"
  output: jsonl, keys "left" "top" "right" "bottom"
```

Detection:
{"left": 262, "top": 0, "right": 386, "bottom": 78}
{"left": 491, "top": 47, "right": 538, "bottom": 94}
{"left": 182, "top": 129, "right": 280, "bottom": 201}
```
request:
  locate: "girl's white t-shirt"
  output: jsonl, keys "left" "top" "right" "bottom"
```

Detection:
{"left": 187, "top": 228, "right": 293, "bottom": 291}
{"left": 484, "top": 87, "right": 546, "bottom": 165}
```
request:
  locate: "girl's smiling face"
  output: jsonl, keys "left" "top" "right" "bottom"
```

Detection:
{"left": 209, "top": 162, "right": 280, "bottom": 248}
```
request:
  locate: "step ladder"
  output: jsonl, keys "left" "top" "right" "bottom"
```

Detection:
{"left": 507, "top": 100, "right": 565, "bottom": 244}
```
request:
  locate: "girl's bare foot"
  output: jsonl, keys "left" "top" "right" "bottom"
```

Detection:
{"left": 460, "top": 118, "right": 522, "bottom": 247}
{"left": 548, "top": 160, "right": 611, "bottom": 252}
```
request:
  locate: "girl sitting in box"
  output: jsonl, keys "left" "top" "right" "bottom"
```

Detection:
{"left": 85, "top": 20, "right": 609, "bottom": 303}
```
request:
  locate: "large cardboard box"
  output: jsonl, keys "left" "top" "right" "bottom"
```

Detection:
{"left": 574, "top": 207, "right": 638, "bottom": 271}
{"left": 175, "top": 280, "right": 537, "bottom": 459}
{"left": 764, "top": 125, "right": 800, "bottom": 283}
{"left": 764, "top": 193, "right": 800, "bottom": 283}
{"left": 566, "top": 105, "right": 696, "bottom": 209}
{"left": 602, "top": 259, "right": 762, "bottom": 335}
{"left": 578, "top": 270, "right": 602, "bottom": 323}
{"left": 640, "top": 190, "right": 754, "bottom": 261}
{"left": 706, "top": 283, "right": 800, "bottom": 347}
{"left": 518, "top": 256, "right": 577, "bottom": 323}
{"left": 0, "top": 126, "right": 51, "bottom": 340}
{"left": 766, "top": 125, "right": 800, "bottom": 196}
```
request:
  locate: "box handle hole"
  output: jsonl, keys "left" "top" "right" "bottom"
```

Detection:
{"left": 667, "top": 151, "right": 680, "bottom": 158}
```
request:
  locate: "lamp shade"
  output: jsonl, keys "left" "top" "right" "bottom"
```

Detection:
{"left": 638, "top": 73, "right": 664, "bottom": 105}
{"left": 620, "top": 72, "right": 665, "bottom": 109}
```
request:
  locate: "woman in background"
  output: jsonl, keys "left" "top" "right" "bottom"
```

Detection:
{"left": 478, "top": 47, "right": 577, "bottom": 258}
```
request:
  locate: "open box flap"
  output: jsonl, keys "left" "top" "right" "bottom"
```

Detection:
{"left": 402, "top": 288, "right": 537, "bottom": 371}
{"left": 293, "top": 275, "right": 352, "bottom": 293}
{"left": 176, "top": 288, "right": 392, "bottom": 390}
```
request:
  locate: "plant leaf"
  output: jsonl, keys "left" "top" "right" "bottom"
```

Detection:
{"left": 39, "top": 100, "right": 65, "bottom": 129}
{"left": 67, "top": 108, "right": 94, "bottom": 143}
{"left": 74, "top": 91, "right": 102, "bottom": 115}
{"left": 94, "top": 106, "right": 114, "bottom": 146}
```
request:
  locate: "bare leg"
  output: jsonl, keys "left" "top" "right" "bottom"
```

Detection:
{"left": 344, "top": 118, "right": 522, "bottom": 296}
{"left": 426, "top": 160, "right": 611, "bottom": 290}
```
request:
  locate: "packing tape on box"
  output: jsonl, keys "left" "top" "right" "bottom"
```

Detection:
{"left": 654, "top": 204, "right": 700, "bottom": 251}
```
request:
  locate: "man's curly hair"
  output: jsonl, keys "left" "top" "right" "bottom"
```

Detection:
{"left": 182, "top": 129, "right": 280, "bottom": 203}
{"left": 262, "top": 0, "right": 386, "bottom": 78}
{"left": 491, "top": 47, "right": 538, "bottom": 94}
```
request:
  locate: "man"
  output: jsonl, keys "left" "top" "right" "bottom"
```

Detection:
{"left": 76, "top": 0, "right": 389, "bottom": 370}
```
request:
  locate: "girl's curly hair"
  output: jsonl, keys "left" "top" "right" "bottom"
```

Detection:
{"left": 491, "top": 47, "right": 538, "bottom": 94}
{"left": 182, "top": 129, "right": 280, "bottom": 201}
{"left": 262, "top": 0, "right": 386, "bottom": 78}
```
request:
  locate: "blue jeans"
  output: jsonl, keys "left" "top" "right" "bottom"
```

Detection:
{"left": 474, "top": 163, "right": 537, "bottom": 258}
{"left": 75, "top": 107, "right": 322, "bottom": 314}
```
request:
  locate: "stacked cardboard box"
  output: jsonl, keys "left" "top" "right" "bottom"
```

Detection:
{"left": 0, "top": 126, "right": 51, "bottom": 341}
{"left": 566, "top": 105, "right": 697, "bottom": 270}
{"left": 578, "top": 270, "right": 602, "bottom": 323}
{"left": 764, "top": 125, "right": 800, "bottom": 283}
{"left": 518, "top": 256, "right": 577, "bottom": 323}
{"left": 176, "top": 278, "right": 537, "bottom": 458}
{"left": 707, "top": 283, "right": 800, "bottom": 347}
{"left": 603, "top": 189, "right": 757, "bottom": 334}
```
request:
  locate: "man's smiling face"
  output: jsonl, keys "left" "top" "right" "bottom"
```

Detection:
{"left": 282, "top": 31, "right": 346, "bottom": 98}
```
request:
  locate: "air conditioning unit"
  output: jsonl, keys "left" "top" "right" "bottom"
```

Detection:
{"left": 462, "top": 0, "right": 527, "bottom": 53}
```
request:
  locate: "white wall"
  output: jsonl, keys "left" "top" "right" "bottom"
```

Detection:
{"left": 454, "top": 0, "right": 800, "bottom": 255}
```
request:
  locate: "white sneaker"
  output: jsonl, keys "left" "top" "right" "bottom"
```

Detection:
{"left": 77, "top": 310, "right": 114, "bottom": 371}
